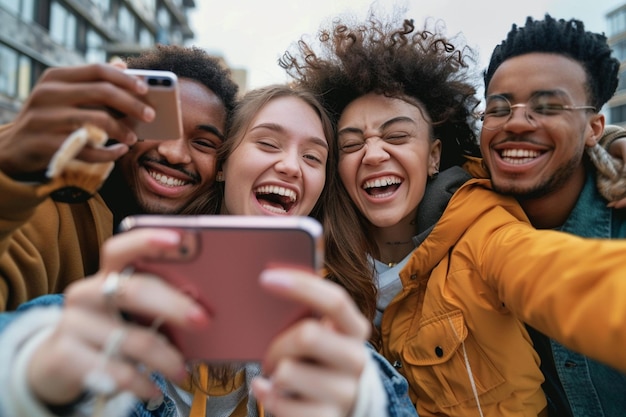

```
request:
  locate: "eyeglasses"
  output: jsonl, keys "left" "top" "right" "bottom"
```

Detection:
{"left": 479, "top": 94, "right": 596, "bottom": 131}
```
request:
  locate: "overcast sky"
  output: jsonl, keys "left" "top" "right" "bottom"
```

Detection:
{"left": 188, "top": 0, "right": 625, "bottom": 90}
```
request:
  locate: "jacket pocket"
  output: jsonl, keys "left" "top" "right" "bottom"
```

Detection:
{"left": 403, "top": 310, "right": 506, "bottom": 408}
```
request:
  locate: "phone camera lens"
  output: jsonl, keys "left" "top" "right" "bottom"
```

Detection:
{"left": 162, "top": 79, "right": 172, "bottom": 87}
{"left": 147, "top": 77, "right": 159, "bottom": 86}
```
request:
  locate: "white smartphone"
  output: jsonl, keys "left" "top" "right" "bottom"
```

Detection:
{"left": 123, "top": 69, "right": 183, "bottom": 141}
{"left": 118, "top": 215, "right": 324, "bottom": 363}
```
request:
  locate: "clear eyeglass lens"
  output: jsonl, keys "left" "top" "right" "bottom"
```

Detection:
{"left": 482, "top": 95, "right": 571, "bottom": 130}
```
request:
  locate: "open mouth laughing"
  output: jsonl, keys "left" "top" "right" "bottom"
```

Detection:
{"left": 254, "top": 185, "right": 298, "bottom": 214}
{"left": 362, "top": 175, "right": 402, "bottom": 198}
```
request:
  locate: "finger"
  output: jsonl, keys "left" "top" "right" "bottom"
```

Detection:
{"left": 38, "top": 63, "right": 147, "bottom": 95}
{"left": 259, "top": 268, "right": 370, "bottom": 339}
{"left": 263, "top": 319, "right": 367, "bottom": 376}
{"left": 64, "top": 272, "right": 210, "bottom": 330}
{"left": 270, "top": 359, "right": 357, "bottom": 408}
{"left": 252, "top": 377, "right": 343, "bottom": 417}
{"left": 30, "top": 81, "right": 154, "bottom": 127}
{"left": 74, "top": 143, "right": 129, "bottom": 164}
{"left": 100, "top": 228, "right": 183, "bottom": 272}
{"left": 607, "top": 198, "right": 626, "bottom": 209}
{"left": 27, "top": 106, "right": 139, "bottom": 146}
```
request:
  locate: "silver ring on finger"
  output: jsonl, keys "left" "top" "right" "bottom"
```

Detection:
{"left": 102, "top": 267, "right": 133, "bottom": 308}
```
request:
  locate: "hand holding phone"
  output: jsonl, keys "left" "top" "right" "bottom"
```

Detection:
{"left": 122, "top": 69, "right": 183, "bottom": 141}
{"left": 118, "top": 215, "right": 324, "bottom": 363}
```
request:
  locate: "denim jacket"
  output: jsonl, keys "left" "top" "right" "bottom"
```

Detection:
{"left": 530, "top": 169, "right": 626, "bottom": 417}
{"left": 0, "top": 294, "right": 418, "bottom": 417}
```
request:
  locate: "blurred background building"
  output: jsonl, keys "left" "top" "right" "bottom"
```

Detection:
{"left": 607, "top": 2, "right": 626, "bottom": 126}
{"left": 0, "top": 0, "right": 247, "bottom": 123}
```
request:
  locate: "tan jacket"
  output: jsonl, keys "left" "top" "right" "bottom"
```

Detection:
{"left": 0, "top": 166, "right": 112, "bottom": 311}
{"left": 382, "top": 178, "right": 626, "bottom": 417}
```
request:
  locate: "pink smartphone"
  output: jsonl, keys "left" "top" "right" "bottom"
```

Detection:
{"left": 123, "top": 69, "right": 183, "bottom": 141}
{"left": 118, "top": 215, "right": 324, "bottom": 363}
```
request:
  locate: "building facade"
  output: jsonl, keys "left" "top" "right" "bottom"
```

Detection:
{"left": 0, "top": 0, "right": 196, "bottom": 123}
{"left": 607, "top": 3, "right": 626, "bottom": 126}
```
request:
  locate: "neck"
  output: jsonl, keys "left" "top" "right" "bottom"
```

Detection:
{"left": 518, "top": 167, "right": 586, "bottom": 229}
{"left": 371, "top": 216, "right": 418, "bottom": 266}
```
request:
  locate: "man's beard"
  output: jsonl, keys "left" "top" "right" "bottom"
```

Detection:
{"left": 492, "top": 155, "right": 579, "bottom": 202}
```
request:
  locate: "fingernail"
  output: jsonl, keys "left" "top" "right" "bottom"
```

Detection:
{"left": 136, "top": 79, "right": 148, "bottom": 94}
{"left": 143, "top": 106, "right": 155, "bottom": 121}
{"left": 187, "top": 305, "right": 210, "bottom": 327}
{"left": 125, "top": 131, "right": 137, "bottom": 145}
{"left": 259, "top": 269, "right": 294, "bottom": 288}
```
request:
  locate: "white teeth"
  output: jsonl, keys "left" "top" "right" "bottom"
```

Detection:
{"left": 260, "top": 203, "right": 288, "bottom": 214}
{"left": 501, "top": 149, "right": 540, "bottom": 158}
{"left": 149, "top": 171, "right": 187, "bottom": 187}
{"left": 363, "top": 176, "right": 402, "bottom": 189}
{"left": 500, "top": 149, "right": 541, "bottom": 165}
{"left": 254, "top": 185, "right": 297, "bottom": 202}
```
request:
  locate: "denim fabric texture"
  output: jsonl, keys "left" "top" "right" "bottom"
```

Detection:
{"left": 536, "top": 169, "right": 626, "bottom": 417}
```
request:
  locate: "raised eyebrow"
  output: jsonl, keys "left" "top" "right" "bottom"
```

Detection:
{"left": 197, "top": 124, "right": 225, "bottom": 142}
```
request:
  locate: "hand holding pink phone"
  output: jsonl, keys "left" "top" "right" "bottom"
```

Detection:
{"left": 118, "top": 215, "right": 323, "bottom": 363}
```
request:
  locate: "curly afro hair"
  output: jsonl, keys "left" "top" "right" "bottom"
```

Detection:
{"left": 125, "top": 44, "right": 239, "bottom": 116}
{"left": 484, "top": 14, "right": 620, "bottom": 110}
{"left": 280, "top": 14, "right": 481, "bottom": 169}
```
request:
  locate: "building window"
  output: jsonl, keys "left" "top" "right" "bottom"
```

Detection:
{"left": 86, "top": 28, "right": 106, "bottom": 63}
{"left": 17, "top": 54, "right": 32, "bottom": 100}
{"left": 50, "top": 0, "right": 77, "bottom": 50}
{"left": 610, "top": 103, "right": 626, "bottom": 125}
{"left": 609, "top": 9, "right": 626, "bottom": 37}
{"left": 92, "top": 0, "right": 111, "bottom": 12}
{"left": 0, "top": 44, "right": 18, "bottom": 97}
{"left": 0, "top": 0, "right": 34, "bottom": 22}
{"left": 157, "top": 6, "right": 170, "bottom": 28}
{"left": 118, "top": 4, "right": 137, "bottom": 41}
{"left": 611, "top": 38, "right": 626, "bottom": 62}
{"left": 139, "top": 27, "right": 154, "bottom": 47}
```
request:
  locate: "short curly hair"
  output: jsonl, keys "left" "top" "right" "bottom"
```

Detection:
{"left": 280, "top": 15, "right": 481, "bottom": 169}
{"left": 125, "top": 44, "right": 239, "bottom": 116}
{"left": 484, "top": 14, "right": 620, "bottom": 110}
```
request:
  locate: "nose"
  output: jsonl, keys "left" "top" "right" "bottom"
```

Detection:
{"left": 274, "top": 148, "right": 302, "bottom": 178}
{"left": 362, "top": 137, "right": 390, "bottom": 165}
{"left": 503, "top": 104, "right": 537, "bottom": 131}
{"left": 157, "top": 138, "right": 191, "bottom": 165}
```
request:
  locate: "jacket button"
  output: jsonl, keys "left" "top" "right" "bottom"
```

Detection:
{"left": 564, "top": 361, "right": 578, "bottom": 368}
{"left": 410, "top": 274, "right": 417, "bottom": 280}
{"left": 435, "top": 346, "right": 444, "bottom": 357}
{"left": 393, "top": 360, "right": 402, "bottom": 369}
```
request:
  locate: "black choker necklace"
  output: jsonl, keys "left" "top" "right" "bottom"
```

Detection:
{"left": 385, "top": 240, "right": 413, "bottom": 245}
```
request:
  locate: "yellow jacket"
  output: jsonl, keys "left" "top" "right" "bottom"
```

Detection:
{"left": 382, "top": 178, "right": 626, "bottom": 417}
